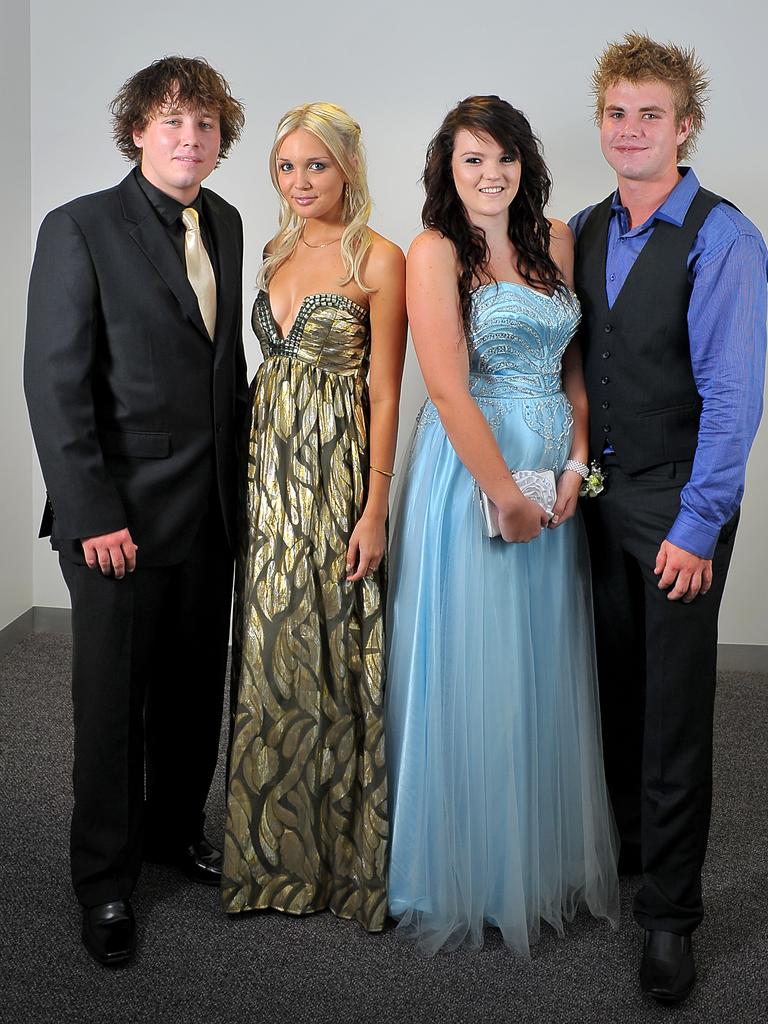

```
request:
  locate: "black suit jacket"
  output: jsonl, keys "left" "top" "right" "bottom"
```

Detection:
{"left": 24, "top": 169, "right": 248, "bottom": 566}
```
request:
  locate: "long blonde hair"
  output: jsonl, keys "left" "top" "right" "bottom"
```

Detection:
{"left": 259, "top": 102, "right": 374, "bottom": 292}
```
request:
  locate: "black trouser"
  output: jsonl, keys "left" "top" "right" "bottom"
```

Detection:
{"left": 583, "top": 460, "right": 738, "bottom": 934}
{"left": 59, "top": 506, "right": 233, "bottom": 908}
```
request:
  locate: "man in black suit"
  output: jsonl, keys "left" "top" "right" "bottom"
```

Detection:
{"left": 24, "top": 56, "right": 247, "bottom": 966}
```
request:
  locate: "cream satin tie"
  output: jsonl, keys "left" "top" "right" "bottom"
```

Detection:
{"left": 181, "top": 207, "right": 217, "bottom": 340}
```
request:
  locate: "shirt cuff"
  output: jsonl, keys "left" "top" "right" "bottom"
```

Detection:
{"left": 666, "top": 511, "right": 720, "bottom": 560}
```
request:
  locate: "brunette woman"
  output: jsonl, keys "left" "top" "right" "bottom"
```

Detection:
{"left": 385, "top": 96, "right": 618, "bottom": 955}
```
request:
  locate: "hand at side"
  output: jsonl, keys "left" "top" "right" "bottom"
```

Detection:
{"left": 654, "top": 539, "right": 712, "bottom": 603}
{"left": 81, "top": 528, "right": 138, "bottom": 578}
{"left": 346, "top": 513, "right": 386, "bottom": 581}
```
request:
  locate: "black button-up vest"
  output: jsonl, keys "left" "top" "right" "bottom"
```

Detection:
{"left": 574, "top": 186, "right": 721, "bottom": 473}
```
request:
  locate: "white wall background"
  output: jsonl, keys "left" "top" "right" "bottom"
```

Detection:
{"left": 16, "top": 0, "right": 768, "bottom": 643}
{"left": 1, "top": 0, "right": 32, "bottom": 630}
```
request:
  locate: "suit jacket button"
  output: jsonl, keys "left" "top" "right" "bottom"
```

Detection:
{"left": 602, "top": 424, "right": 611, "bottom": 432}
{"left": 602, "top": 350, "right": 611, "bottom": 359}
{"left": 601, "top": 376, "right": 609, "bottom": 385}
{"left": 604, "top": 324, "right": 613, "bottom": 333}
{"left": 601, "top": 401, "right": 610, "bottom": 409}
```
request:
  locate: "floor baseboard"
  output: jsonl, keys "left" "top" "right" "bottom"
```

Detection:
{"left": 716, "top": 643, "right": 768, "bottom": 674}
{"left": 0, "top": 606, "right": 71, "bottom": 659}
{"left": 0, "top": 608, "right": 36, "bottom": 659}
{"left": 31, "top": 606, "right": 72, "bottom": 634}
{"left": 2, "top": 607, "right": 767, "bottom": 673}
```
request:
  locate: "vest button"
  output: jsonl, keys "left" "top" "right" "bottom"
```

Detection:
{"left": 601, "top": 401, "right": 610, "bottom": 409}
{"left": 602, "top": 424, "right": 611, "bottom": 432}
{"left": 601, "top": 376, "right": 609, "bottom": 385}
{"left": 602, "top": 350, "right": 611, "bottom": 359}
{"left": 604, "top": 324, "right": 612, "bottom": 333}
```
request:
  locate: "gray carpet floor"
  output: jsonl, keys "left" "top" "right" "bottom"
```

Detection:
{"left": 0, "top": 632, "right": 766, "bottom": 1024}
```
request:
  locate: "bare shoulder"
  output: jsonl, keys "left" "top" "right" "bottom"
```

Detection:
{"left": 548, "top": 218, "right": 573, "bottom": 245}
{"left": 263, "top": 237, "right": 277, "bottom": 256}
{"left": 548, "top": 219, "right": 574, "bottom": 286}
{"left": 366, "top": 230, "right": 405, "bottom": 276}
{"left": 407, "top": 229, "right": 457, "bottom": 269}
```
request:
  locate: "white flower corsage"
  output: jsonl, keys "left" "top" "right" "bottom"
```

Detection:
{"left": 579, "top": 461, "right": 606, "bottom": 498}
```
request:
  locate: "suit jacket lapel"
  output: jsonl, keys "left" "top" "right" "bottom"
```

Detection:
{"left": 118, "top": 172, "right": 211, "bottom": 342}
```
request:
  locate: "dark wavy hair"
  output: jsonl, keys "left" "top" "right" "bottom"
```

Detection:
{"left": 110, "top": 56, "right": 245, "bottom": 166}
{"left": 422, "top": 95, "right": 564, "bottom": 338}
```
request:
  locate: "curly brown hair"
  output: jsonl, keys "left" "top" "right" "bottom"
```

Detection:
{"left": 110, "top": 56, "right": 245, "bottom": 165}
{"left": 592, "top": 32, "right": 709, "bottom": 160}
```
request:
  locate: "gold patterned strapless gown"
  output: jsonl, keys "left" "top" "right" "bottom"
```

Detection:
{"left": 221, "top": 291, "right": 388, "bottom": 931}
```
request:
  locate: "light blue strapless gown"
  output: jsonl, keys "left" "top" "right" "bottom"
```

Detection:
{"left": 385, "top": 282, "right": 619, "bottom": 956}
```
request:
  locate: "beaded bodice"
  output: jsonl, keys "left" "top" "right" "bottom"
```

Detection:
{"left": 467, "top": 282, "right": 580, "bottom": 400}
{"left": 412, "top": 281, "right": 580, "bottom": 471}
{"left": 252, "top": 290, "right": 371, "bottom": 378}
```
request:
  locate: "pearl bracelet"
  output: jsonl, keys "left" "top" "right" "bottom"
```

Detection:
{"left": 563, "top": 459, "right": 589, "bottom": 479}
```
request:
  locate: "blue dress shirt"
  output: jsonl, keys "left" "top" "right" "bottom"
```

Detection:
{"left": 570, "top": 168, "right": 768, "bottom": 559}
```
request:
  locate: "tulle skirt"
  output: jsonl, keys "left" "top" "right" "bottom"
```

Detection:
{"left": 385, "top": 398, "right": 619, "bottom": 956}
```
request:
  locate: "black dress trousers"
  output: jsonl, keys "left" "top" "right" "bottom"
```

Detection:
{"left": 583, "top": 460, "right": 738, "bottom": 934}
{"left": 60, "top": 502, "right": 233, "bottom": 908}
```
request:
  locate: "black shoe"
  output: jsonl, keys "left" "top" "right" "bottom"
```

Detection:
{"left": 145, "top": 834, "right": 223, "bottom": 886}
{"left": 639, "top": 929, "right": 696, "bottom": 1004}
{"left": 81, "top": 900, "right": 135, "bottom": 967}
{"left": 147, "top": 835, "right": 222, "bottom": 886}
{"left": 176, "top": 836, "right": 223, "bottom": 886}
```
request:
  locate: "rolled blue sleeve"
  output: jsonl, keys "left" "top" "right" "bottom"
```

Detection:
{"left": 568, "top": 206, "right": 595, "bottom": 242}
{"left": 667, "top": 229, "right": 768, "bottom": 558}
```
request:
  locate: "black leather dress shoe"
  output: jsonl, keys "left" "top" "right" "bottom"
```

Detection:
{"left": 81, "top": 900, "right": 135, "bottom": 967}
{"left": 639, "top": 929, "right": 696, "bottom": 1003}
{"left": 174, "top": 837, "right": 223, "bottom": 886}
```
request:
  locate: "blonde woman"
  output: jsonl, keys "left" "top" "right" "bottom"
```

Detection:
{"left": 221, "top": 103, "right": 406, "bottom": 932}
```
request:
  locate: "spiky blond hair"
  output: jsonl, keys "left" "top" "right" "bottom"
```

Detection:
{"left": 592, "top": 32, "right": 709, "bottom": 160}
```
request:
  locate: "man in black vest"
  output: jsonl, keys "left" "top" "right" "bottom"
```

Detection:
{"left": 24, "top": 58, "right": 247, "bottom": 966}
{"left": 570, "top": 33, "right": 767, "bottom": 1003}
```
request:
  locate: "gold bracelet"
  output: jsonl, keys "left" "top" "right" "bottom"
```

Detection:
{"left": 370, "top": 465, "right": 395, "bottom": 478}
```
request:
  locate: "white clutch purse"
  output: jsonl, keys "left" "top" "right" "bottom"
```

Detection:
{"left": 476, "top": 470, "right": 557, "bottom": 538}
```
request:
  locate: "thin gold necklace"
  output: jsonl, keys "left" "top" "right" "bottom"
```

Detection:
{"left": 302, "top": 233, "right": 343, "bottom": 249}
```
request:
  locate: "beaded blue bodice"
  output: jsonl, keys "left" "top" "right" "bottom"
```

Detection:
{"left": 412, "top": 282, "right": 580, "bottom": 472}
{"left": 467, "top": 282, "right": 580, "bottom": 399}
